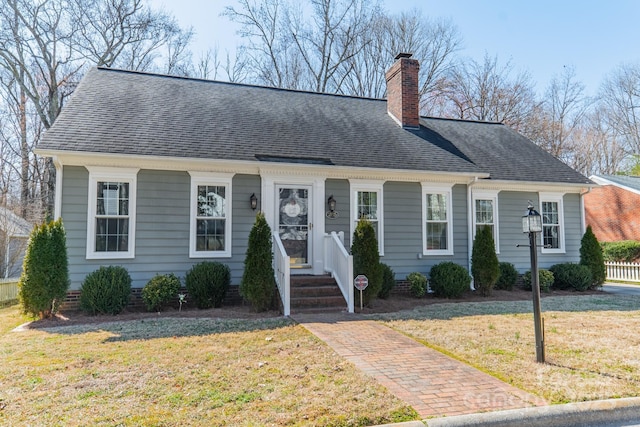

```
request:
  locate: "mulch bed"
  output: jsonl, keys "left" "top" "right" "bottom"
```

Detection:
{"left": 25, "top": 286, "right": 602, "bottom": 329}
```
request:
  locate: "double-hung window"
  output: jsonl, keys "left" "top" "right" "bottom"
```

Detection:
{"left": 189, "top": 172, "right": 233, "bottom": 258}
{"left": 350, "top": 180, "right": 384, "bottom": 255}
{"left": 87, "top": 167, "right": 138, "bottom": 259}
{"left": 472, "top": 190, "right": 500, "bottom": 252}
{"left": 539, "top": 193, "right": 565, "bottom": 253}
{"left": 422, "top": 183, "right": 454, "bottom": 255}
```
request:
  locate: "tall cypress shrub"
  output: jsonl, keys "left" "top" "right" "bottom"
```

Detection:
{"left": 351, "top": 218, "right": 382, "bottom": 306}
{"left": 240, "top": 212, "right": 276, "bottom": 312}
{"left": 18, "top": 218, "right": 69, "bottom": 318}
{"left": 580, "top": 225, "right": 606, "bottom": 288}
{"left": 471, "top": 225, "right": 499, "bottom": 297}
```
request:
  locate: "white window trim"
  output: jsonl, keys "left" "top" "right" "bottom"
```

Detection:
{"left": 421, "top": 183, "right": 454, "bottom": 256}
{"left": 86, "top": 166, "right": 139, "bottom": 260}
{"left": 539, "top": 192, "right": 565, "bottom": 254}
{"left": 349, "top": 179, "right": 385, "bottom": 256}
{"left": 189, "top": 172, "right": 234, "bottom": 258}
{"left": 472, "top": 189, "right": 500, "bottom": 254}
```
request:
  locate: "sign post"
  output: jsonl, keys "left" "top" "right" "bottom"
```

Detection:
{"left": 354, "top": 274, "right": 369, "bottom": 312}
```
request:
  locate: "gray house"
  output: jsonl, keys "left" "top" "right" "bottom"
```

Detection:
{"left": 0, "top": 206, "right": 33, "bottom": 278}
{"left": 36, "top": 54, "right": 593, "bottom": 313}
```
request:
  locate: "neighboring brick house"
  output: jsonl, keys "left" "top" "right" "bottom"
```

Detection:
{"left": 585, "top": 175, "right": 640, "bottom": 242}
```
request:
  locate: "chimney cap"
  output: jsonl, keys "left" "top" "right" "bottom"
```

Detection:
{"left": 394, "top": 53, "right": 413, "bottom": 60}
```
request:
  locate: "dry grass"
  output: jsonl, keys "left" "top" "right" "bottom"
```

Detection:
{"left": 375, "top": 294, "right": 640, "bottom": 404}
{"left": 0, "top": 305, "right": 416, "bottom": 426}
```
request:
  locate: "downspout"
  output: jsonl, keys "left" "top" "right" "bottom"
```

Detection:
{"left": 580, "top": 187, "right": 591, "bottom": 235}
{"left": 53, "top": 157, "right": 63, "bottom": 220}
{"left": 467, "top": 177, "right": 477, "bottom": 291}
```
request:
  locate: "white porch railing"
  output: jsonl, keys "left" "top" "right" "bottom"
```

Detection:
{"left": 0, "top": 278, "right": 19, "bottom": 304}
{"left": 273, "top": 234, "right": 291, "bottom": 316}
{"left": 324, "top": 231, "right": 354, "bottom": 313}
{"left": 606, "top": 261, "right": 640, "bottom": 282}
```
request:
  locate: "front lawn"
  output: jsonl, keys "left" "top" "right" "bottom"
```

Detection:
{"left": 0, "top": 305, "right": 416, "bottom": 426}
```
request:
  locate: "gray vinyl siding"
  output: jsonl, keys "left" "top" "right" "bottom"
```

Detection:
{"left": 497, "top": 191, "right": 582, "bottom": 272}
{"left": 61, "top": 166, "right": 259, "bottom": 290}
{"left": 382, "top": 182, "right": 469, "bottom": 280}
{"left": 325, "top": 179, "right": 350, "bottom": 247}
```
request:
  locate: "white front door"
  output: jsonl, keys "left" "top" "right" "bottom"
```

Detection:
{"left": 277, "top": 185, "right": 312, "bottom": 268}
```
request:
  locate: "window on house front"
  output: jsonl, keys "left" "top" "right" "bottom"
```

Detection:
{"left": 422, "top": 183, "right": 454, "bottom": 255}
{"left": 189, "top": 172, "right": 233, "bottom": 258}
{"left": 472, "top": 190, "right": 499, "bottom": 252}
{"left": 540, "top": 193, "right": 565, "bottom": 253}
{"left": 87, "top": 167, "right": 138, "bottom": 259}
{"left": 350, "top": 180, "right": 384, "bottom": 255}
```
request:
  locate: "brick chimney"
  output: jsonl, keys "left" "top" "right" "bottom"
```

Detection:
{"left": 385, "top": 53, "right": 420, "bottom": 129}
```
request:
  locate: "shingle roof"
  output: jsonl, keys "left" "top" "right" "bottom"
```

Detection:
{"left": 39, "top": 67, "right": 591, "bottom": 185}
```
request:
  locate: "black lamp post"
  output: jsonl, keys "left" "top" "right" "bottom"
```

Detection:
{"left": 522, "top": 201, "right": 545, "bottom": 363}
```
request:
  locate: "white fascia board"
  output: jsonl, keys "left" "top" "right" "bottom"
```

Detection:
{"left": 37, "top": 149, "right": 489, "bottom": 183}
{"left": 589, "top": 175, "right": 640, "bottom": 196}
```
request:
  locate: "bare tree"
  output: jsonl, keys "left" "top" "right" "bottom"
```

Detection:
{"left": 599, "top": 62, "right": 640, "bottom": 156}
{"left": 431, "top": 53, "right": 538, "bottom": 131}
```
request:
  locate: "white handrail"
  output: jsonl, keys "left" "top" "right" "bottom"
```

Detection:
{"left": 324, "top": 231, "right": 354, "bottom": 313}
{"left": 273, "top": 234, "right": 291, "bottom": 316}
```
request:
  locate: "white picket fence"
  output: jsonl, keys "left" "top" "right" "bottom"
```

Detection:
{"left": 606, "top": 262, "right": 640, "bottom": 282}
{"left": 0, "top": 278, "right": 19, "bottom": 304}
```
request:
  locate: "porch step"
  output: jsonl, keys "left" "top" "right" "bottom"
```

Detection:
{"left": 290, "top": 275, "right": 347, "bottom": 313}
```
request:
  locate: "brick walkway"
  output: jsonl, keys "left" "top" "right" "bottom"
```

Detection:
{"left": 293, "top": 314, "right": 547, "bottom": 418}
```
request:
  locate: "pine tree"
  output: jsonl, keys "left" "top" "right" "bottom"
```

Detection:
{"left": 351, "top": 218, "right": 382, "bottom": 306}
{"left": 580, "top": 225, "right": 606, "bottom": 288}
{"left": 18, "top": 218, "right": 69, "bottom": 318}
{"left": 471, "top": 225, "right": 499, "bottom": 297}
{"left": 240, "top": 212, "right": 276, "bottom": 311}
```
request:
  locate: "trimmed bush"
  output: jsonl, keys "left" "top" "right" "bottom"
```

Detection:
{"left": 240, "top": 212, "right": 276, "bottom": 312}
{"left": 496, "top": 262, "right": 518, "bottom": 290}
{"left": 18, "top": 218, "right": 69, "bottom": 319}
{"left": 185, "top": 261, "right": 230, "bottom": 309}
{"left": 471, "top": 226, "right": 500, "bottom": 296}
{"left": 378, "top": 263, "right": 396, "bottom": 299}
{"left": 351, "top": 218, "right": 382, "bottom": 306}
{"left": 80, "top": 266, "right": 131, "bottom": 315}
{"left": 407, "top": 272, "right": 427, "bottom": 298}
{"left": 429, "top": 262, "right": 470, "bottom": 299}
{"left": 580, "top": 226, "right": 606, "bottom": 288}
{"left": 550, "top": 263, "right": 593, "bottom": 292}
{"left": 601, "top": 240, "right": 640, "bottom": 262}
{"left": 522, "top": 269, "right": 553, "bottom": 293}
{"left": 142, "top": 273, "right": 181, "bottom": 312}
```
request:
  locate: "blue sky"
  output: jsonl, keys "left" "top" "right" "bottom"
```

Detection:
{"left": 150, "top": 0, "right": 640, "bottom": 96}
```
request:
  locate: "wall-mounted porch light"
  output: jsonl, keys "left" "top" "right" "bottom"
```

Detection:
{"left": 327, "top": 195, "right": 337, "bottom": 212}
{"left": 250, "top": 193, "right": 258, "bottom": 210}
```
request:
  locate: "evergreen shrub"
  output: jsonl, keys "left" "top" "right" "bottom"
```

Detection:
{"left": 406, "top": 272, "right": 427, "bottom": 298}
{"left": 550, "top": 263, "right": 593, "bottom": 292}
{"left": 471, "top": 226, "right": 499, "bottom": 296}
{"left": 522, "top": 269, "right": 554, "bottom": 293}
{"left": 18, "top": 218, "right": 69, "bottom": 319}
{"left": 429, "top": 262, "right": 470, "bottom": 298}
{"left": 79, "top": 266, "right": 131, "bottom": 315}
{"left": 580, "top": 226, "right": 606, "bottom": 288}
{"left": 378, "top": 263, "right": 396, "bottom": 299}
{"left": 185, "top": 261, "right": 230, "bottom": 309}
{"left": 495, "top": 262, "right": 518, "bottom": 290}
{"left": 351, "top": 218, "right": 382, "bottom": 306}
{"left": 240, "top": 212, "right": 276, "bottom": 312}
{"left": 142, "top": 273, "right": 181, "bottom": 312}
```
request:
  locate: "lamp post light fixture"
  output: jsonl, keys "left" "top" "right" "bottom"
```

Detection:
{"left": 249, "top": 193, "right": 258, "bottom": 210}
{"left": 522, "top": 201, "right": 545, "bottom": 363}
